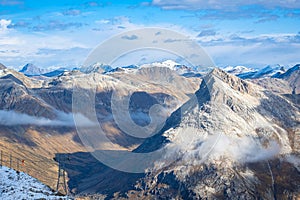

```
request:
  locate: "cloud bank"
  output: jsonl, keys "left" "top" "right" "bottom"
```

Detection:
{"left": 0, "top": 110, "right": 96, "bottom": 127}
{"left": 153, "top": 131, "right": 281, "bottom": 172}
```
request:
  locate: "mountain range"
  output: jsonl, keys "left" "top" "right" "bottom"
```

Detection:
{"left": 0, "top": 61, "right": 299, "bottom": 199}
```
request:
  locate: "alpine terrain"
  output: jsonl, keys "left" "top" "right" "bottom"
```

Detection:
{"left": 0, "top": 61, "right": 299, "bottom": 199}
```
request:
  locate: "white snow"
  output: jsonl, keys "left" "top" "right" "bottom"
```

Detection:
{"left": 223, "top": 65, "right": 256, "bottom": 75}
{"left": 140, "top": 60, "right": 191, "bottom": 74}
{"left": 0, "top": 166, "right": 69, "bottom": 200}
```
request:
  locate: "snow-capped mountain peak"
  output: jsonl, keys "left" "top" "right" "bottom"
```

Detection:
{"left": 79, "top": 62, "right": 112, "bottom": 74}
{"left": 19, "top": 63, "right": 49, "bottom": 76}
{"left": 223, "top": 65, "right": 256, "bottom": 75}
{"left": 254, "top": 64, "right": 285, "bottom": 78}
{"left": 140, "top": 60, "right": 192, "bottom": 75}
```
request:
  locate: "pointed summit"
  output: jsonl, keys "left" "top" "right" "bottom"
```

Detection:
{"left": 132, "top": 67, "right": 299, "bottom": 199}
{"left": 136, "top": 67, "right": 297, "bottom": 153}
{"left": 204, "top": 67, "right": 254, "bottom": 95}
{"left": 0, "top": 63, "right": 7, "bottom": 70}
{"left": 19, "top": 63, "right": 47, "bottom": 76}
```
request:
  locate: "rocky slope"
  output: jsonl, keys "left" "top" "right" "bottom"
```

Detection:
{"left": 54, "top": 68, "right": 299, "bottom": 199}
{"left": 0, "top": 62, "right": 200, "bottom": 194}
{"left": 127, "top": 68, "right": 300, "bottom": 199}
{"left": 1, "top": 62, "right": 299, "bottom": 199}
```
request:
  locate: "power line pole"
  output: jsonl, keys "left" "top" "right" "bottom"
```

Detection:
{"left": 9, "top": 154, "right": 12, "bottom": 168}
{"left": 55, "top": 155, "right": 68, "bottom": 195}
{"left": 0, "top": 150, "right": 2, "bottom": 168}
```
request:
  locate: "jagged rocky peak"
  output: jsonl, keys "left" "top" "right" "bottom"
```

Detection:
{"left": 130, "top": 67, "right": 300, "bottom": 199}
{"left": 206, "top": 68, "right": 254, "bottom": 94}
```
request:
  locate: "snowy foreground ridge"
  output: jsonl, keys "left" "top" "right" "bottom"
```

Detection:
{"left": 0, "top": 166, "right": 68, "bottom": 200}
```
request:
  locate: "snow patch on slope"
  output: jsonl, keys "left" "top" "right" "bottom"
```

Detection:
{"left": 0, "top": 166, "right": 68, "bottom": 200}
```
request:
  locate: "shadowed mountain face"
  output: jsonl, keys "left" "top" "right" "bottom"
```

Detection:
{"left": 55, "top": 152, "right": 144, "bottom": 198}
{"left": 0, "top": 63, "right": 299, "bottom": 199}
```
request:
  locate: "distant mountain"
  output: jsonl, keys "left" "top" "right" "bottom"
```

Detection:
{"left": 121, "top": 64, "right": 138, "bottom": 69}
{"left": 79, "top": 62, "right": 113, "bottom": 74}
{"left": 224, "top": 64, "right": 299, "bottom": 95}
{"left": 257, "top": 64, "right": 285, "bottom": 78}
{"left": 226, "top": 64, "right": 286, "bottom": 79}
{"left": 141, "top": 60, "right": 195, "bottom": 75}
{"left": 17, "top": 60, "right": 205, "bottom": 78}
{"left": 276, "top": 64, "right": 300, "bottom": 79}
{"left": 223, "top": 65, "right": 256, "bottom": 75}
{"left": 277, "top": 64, "right": 300, "bottom": 94}
{"left": 19, "top": 63, "right": 50, "bottom": 76}
{"left": 41, "top": 68, "right": 67, "bottom": 77}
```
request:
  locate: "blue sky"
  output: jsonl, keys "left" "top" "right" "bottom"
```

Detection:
{"left": 0, "top": 0, "right": 299, "bottom": 69}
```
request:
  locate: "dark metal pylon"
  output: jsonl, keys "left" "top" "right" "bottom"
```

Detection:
{"left": 55, "top": 155, "right": 68, "bottom": 195}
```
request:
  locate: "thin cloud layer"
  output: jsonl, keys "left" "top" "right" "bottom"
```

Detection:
{"left": 151, "top": 0, "right": 300, "bottom": 10}
{"left": 0, "top": 110, "right": 96, "bottom": 127}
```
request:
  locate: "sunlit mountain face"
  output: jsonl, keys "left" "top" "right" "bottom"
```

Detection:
{"left": 0, "top": 0, "right": 299, "bottom": 199}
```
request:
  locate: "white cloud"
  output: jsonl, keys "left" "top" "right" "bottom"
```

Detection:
{"left": 0, "top": 110, "right": 96, "bottom": 127}
{"left": 153, "top": 132, "right": 281, "bottom": 172}
{"left": 0, "top": 19, "right": 11, "bottom": 32}
{"left": 95, "top": 19, "right": 111, "bottom": 24}
{"left": 151, "top": 0, "right": 300, "bottom": 10}
{"left": 194, "top": 33, "right": 300, "bottom": 67}
{"left": 0, "top": 29, "right": 90, "bottom": 68}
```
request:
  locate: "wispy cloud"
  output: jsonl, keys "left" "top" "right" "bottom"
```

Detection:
{"left": 62, "top": 9, "right": 81, "bottom": 16}
{"left": 0, "top": 110, "right": 96, "bottom": 127}
{"left": 151, "top": 0, "right": 300, "bottom": 10}
{"left": 197, "top": 29, "right": 216, "bottom": 37}
{"left": 195, "top": 32, "right": 300, "bottom": 67}
{"left": 32, "top": 20, "right": 85, "bottom": 31}
{"left": 0, "top": 0, "right": 23, "bottom": 6}
{"left": 121, "top": 34, "right": 138, "bottom": 40}
{"left": 255, "top": 14, "right": 279, "bottom": 23}
{"left": 7, "top": 20, "right": 30, "bottom": 29}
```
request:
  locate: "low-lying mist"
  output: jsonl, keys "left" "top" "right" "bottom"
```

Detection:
{"left": 0, "top": 110, "right": 96, "bottom": 127}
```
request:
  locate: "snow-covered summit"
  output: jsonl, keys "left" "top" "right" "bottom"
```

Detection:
{"left": 253, "top": 64, "right": 285, "bottom": 78}
{"left": 223, "top": 65, "right": 256, "bottom": 75}
{"left": 19, "top": 63, "right": 50, "bottom": 76}
{"left": 223, "top": 64, "right": 288, "bottom": 79}
{"left": 140, "top": 60, "right": 193, "bottom": 75}
{"left": 79, "top": 62, "right": 112, "bottom": 74}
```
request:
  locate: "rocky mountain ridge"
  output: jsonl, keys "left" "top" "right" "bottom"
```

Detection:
{"left": 0, "top": 62, "right": 299, "bottom": 199}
